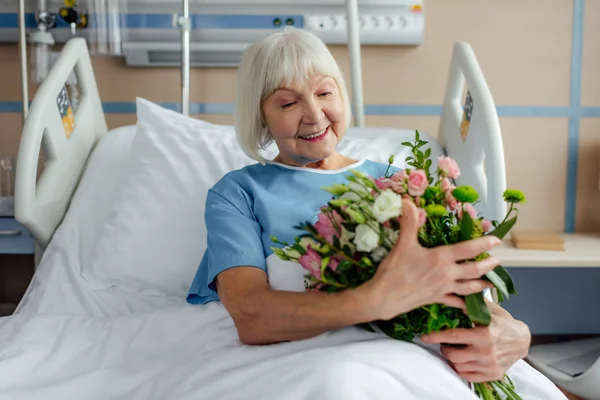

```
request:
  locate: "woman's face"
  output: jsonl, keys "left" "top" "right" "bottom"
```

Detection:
{"left": 261, "top": 74, "right": 346, "bottom": 167}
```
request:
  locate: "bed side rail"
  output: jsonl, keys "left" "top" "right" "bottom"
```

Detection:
{"left": 15, "top": 37, "right": 108, "bottom": 249}
{"left": 438, "top": 41, "right": 507, "bottom": 223}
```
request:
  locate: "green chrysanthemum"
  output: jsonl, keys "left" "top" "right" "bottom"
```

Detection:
{"left": 425, "top": 204, "right": 447, "bottom": 217}
{"left": 422, "top": 186, "right": 440, "bottom": 201}
{"left": 503, "top": 189, "right": 526, "bottom": 204}
{"left": 452, "top": 185, "right": 479, "bottom": 203}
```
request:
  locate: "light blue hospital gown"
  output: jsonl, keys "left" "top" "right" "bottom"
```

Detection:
{"left": 186, "top": 159, "right": 567, "bottom": 400}
{"left": 187, "top": 159, "right": 393, "bottom": 304}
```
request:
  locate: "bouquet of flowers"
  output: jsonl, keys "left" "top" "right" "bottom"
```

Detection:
{"left": 271, "top": 131, "right": 526, "bottom": 400}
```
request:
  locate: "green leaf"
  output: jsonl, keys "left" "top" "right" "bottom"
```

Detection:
{"left": 424, "top": 148, "right": 431, "bottom": 159}
{"left": 339, "top": 273, "right": 351, "bottom": 287}
{"left": 493, "top": 265, "right": 517, "bottom": 295}
{"left": 332, "top": 235, "right": 341, "bottom": 250}
{"left": 338, "top": 259, "right": 353, "bottom": 272}
{"left": 459, "top": 211, "right": 474, "bottom": 242}
{"left": 342, "top": 245, "right": 353, "bottom": 258}
{"left": 485, "top": 270, "right": 510, "bottom": 301}
{"left": 401, "top": 141, "right": 413, "bottom": 147}
{"left": 465, "top": 292, "right": 491, "bottom": 325}
{"left": 488, "top": 216, "right": 517, "bottom": 240}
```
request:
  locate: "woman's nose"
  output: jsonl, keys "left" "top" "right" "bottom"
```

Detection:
{"left": 302, "top": 100, "right": 325, "bottom": 124}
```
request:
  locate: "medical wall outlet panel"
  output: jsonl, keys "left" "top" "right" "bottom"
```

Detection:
{"left": 2, "top": 0, "right": 425, "bottom": 67}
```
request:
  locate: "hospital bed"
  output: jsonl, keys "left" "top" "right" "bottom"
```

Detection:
{"left": 0, "top": 25, "right": 523, "bottom": 400}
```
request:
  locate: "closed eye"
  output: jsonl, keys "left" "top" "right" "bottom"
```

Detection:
{"left": 319, "top": 92, "right": 332, "bottom": 97}
{"left": 281, "top": 102, "right": 296, "bottom": 109}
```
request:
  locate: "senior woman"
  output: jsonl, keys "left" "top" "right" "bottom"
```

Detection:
{"left": 187, "top": 27, "right": 566, "bottom": 399}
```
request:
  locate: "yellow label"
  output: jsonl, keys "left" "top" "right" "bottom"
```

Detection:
{"left": 57, "top": 86, "right": 75, "bottom": 139}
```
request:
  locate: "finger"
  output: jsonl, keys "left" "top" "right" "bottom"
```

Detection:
{"left": 421, "top": 327, "right": 481, "bottom": 345}
{"left": 456, "top": 371, "right": 492, "bottom": 383}
{"left": 393, "top": 200, "right": 420, "bottom": 250}
{"left": 453, "top": 279, "right": 495, "bottom": 296}
{"left": 443, "top": 235, "right": 502, "bottom": 262}
{"left": 441, "top": 344, "right": 481, "bottom": 364}
{"left": 455, "top": 256, "right": 501, "bottom": 280}
{"left": 455, "top": 364, "right": 505, "bottom": 383}
{"left": 439, "top": 294, "right": 466, "bottom": 310}
{"left": 453, "top": 360, "right": 487, "bottom": 373}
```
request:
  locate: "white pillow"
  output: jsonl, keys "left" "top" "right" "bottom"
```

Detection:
{"left": 82, "top": 98, "right": 271, "bottom": 297}
{"left": 82, "top": 98, "right": 444, "bottom": 298}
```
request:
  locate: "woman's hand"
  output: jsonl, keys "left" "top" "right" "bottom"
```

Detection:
{"left": 421, "top": 302, "right": 531, "bottom": 382}
{"left": 362, "top": 199, "right": 502, "bottom": 321}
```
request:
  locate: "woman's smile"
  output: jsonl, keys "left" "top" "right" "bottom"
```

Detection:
{"left": 298, "top": 126, "right": 330, "bottom": 142}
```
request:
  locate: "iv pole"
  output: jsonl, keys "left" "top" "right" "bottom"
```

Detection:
{"left": 18, "top": 0, "right": 29, "bottom": 123}
{"left": 345, "top": 0, "right": 365, "bottom": 128}
{"left": 175, "top": 0, "right": 190, "bottom": 116}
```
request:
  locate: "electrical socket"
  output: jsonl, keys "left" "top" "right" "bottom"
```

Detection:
{"left": 306, "top": 14, "right": 416, "bottom": 32}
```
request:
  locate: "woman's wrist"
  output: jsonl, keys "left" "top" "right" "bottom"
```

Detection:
{"left": 351, "top": 281, "right": 383, "bottom": 323}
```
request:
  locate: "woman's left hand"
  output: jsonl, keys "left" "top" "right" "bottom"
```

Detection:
{"left": 420, "top": 301, "right": 532, "bottom": 383}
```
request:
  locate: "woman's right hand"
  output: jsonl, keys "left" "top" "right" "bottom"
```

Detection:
{"left": 363, "top": 199, "right": 502, "bottom": 321}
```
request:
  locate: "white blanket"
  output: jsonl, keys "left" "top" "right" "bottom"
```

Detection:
{"left": 0, "top": 304, "right": 566, "bottom": 400}
{"left": 0, "top": 256, "right": 567, "bottom": 400}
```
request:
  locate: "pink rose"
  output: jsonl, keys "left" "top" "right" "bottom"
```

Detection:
{"left": 441, "top": 178, "right": 455, "bottom": 193}
{"left": 481, "top": 219, "right": 493, "bottom": 233}
{"left": 375, "top": 177, "right": 392, "bottom": 190}
{"left": 417, "top": 207, "right": 427, "bottom": 227}
{"left": 299, "top": 247, "right": 322, "bottom": 279}
{"left": 390, "top": 170, "right": 407, "bottom": 183}
{"left": 314, "top": 211, "right": 342, "bottom": 243}
{"left": 445, "top": 192, "right": 459, "bottom": 211}
{"left": 457, "top": 203, "right": 477, "bottom": 220}
{"left": 438, "top": 156, "right": 461, "bottom": 179}
{"left": 407, "top": 170, "right": 428, "bottom": 197}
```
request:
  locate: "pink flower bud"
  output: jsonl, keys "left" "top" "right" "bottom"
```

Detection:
{"left": 438, "top": 156, "right": 461, "bottom": 179}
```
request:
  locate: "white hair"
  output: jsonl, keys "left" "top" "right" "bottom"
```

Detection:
{"left": 234, "top": 26, "right": 352, "bottom": 164}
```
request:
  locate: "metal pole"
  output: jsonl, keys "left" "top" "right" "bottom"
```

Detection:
{"left": 345, "top": 0, "right": 364, "bottom": 127}
{"left": 180, "top": 0, "right": 190, "bottom": 116}
{"left": 18, "top": 0, "right": 29, "bottom": 122}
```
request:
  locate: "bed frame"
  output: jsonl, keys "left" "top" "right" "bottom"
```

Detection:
{"left": 14, "top": 37, "right": 506, "bottom": 252}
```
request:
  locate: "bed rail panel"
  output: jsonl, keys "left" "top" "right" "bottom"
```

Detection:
{"left": 438, "top": 41, "right": 507, "bottom": 223}
{"left": 15, "top": 38, "right": 108, "bottom": 249}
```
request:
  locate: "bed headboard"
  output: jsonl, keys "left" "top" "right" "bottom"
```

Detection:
{"left": 15, "top": 38, "right": 108, "bottom": 249}
{"left": 438, "top": 42, "right": 507, "bottom": 223}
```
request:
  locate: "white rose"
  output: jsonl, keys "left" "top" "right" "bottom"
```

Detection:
{"left": 353, "top": 224, "right": 380, "bottom": 253}
{"left": 371, "top": 189, "right": 402, "bottom": 223}
{"left": 371, "top": 246, "right": 389, "bottom": 262}
{"left": 341, "top": 181, "right": 368, "bottom": 201}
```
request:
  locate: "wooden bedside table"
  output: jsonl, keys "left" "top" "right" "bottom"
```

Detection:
{"left": 488, "top": 232, "right": 600, "bottom": 335}
{"left": 0, "top": 216, "right": 35, "bottom": 316}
